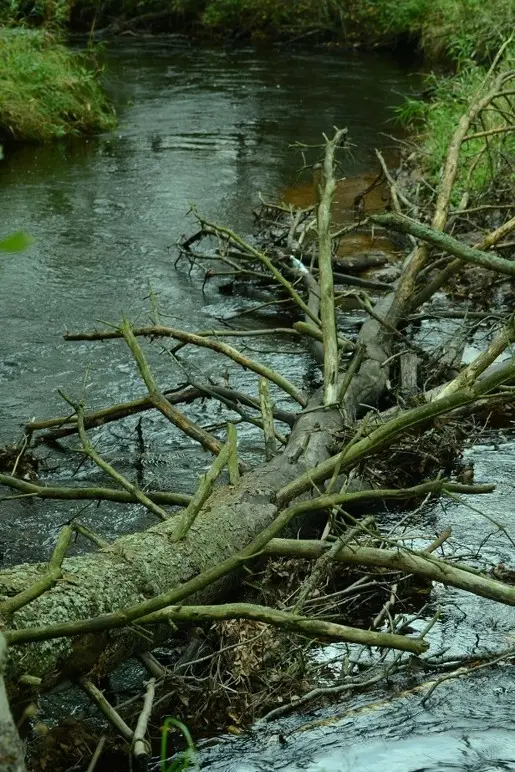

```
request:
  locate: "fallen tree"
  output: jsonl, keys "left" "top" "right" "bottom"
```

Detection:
{"left": 0, "top": 58, "right": 514, "bottom": 762}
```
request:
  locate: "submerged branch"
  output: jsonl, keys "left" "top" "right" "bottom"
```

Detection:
{"left": 197, "top": 217, "right": 320, "bottom": 326}
{"left": 27, "top": 383, "right": 297, "bottom": 443}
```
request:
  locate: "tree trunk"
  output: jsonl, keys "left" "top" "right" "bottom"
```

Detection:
{"left": 0, "top": 294, "right": 394, "bottom": 692}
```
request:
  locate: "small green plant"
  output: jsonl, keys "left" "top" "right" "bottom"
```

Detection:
{"left": 0, "top": 232, "right": 33, "bottom": 252}
{"left": 393, "top": 95, "right": 429, "bottom": 127}
{"left": 161, "top": 717, "right": 200, "bottom": 772}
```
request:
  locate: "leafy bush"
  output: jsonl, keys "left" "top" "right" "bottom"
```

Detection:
{"left": 0, "top": 28, "right": 116, "bottom": 141}
{"left": 200, "top": 0, "right": 340, "bottom": 34}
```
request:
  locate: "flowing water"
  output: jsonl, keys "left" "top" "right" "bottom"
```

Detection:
{"left": 1, "top": 39, "right": 514, "bottom": 771}
{"left": 0, "top": 39, "right": 416, "bottom": 563}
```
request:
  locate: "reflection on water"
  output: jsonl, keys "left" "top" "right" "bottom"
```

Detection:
{"left": 1, "top": 39, "right": 514, "bottom": 771}
{"left": 0, "top": 40, "right": 416, "bottom": 564}
{"left": 196, "top": 665, "right": 515, "bottom": 771}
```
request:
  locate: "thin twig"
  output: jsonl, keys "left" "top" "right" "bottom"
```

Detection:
{"left": 173, "top": 424, "right": 237, "bottom": 541}
{"left": 78, "top": 677, "right": 133, "bottom": 742}
{"left": 132, "top": 677, "right": 156, "bottom": 767}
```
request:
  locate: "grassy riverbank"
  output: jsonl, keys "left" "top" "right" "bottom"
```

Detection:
{"left": 187, "top": 0, "right": 513, "bottom": 62}
{"left": 398, "top": 52, "right": 515, "bottom": 202}
{"left": 1, "top": 0, "right": 513, "bottom": 158}
{"left": 0, "top": 28, "right": 115, "bottom": 142}
{"left": 5, "top": 0, "right": 514, "bottom": 59}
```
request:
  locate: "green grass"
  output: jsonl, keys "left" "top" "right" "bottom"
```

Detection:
{"left": 161, "top": 717, "right": 199, "bottom": 771}
{"left": 0, "top": 27, "right": 116, "bottom": 141}
{"left": 396, "top": 51, "right": 515, "bottom": 202}
{"left": 170, "top": 0, "right": 515, "bottom": 59}
{"left": 419, "top": 0, "right": 515, "bottom": 63}
{"left": 198, "top": 0, "right": 342, "bottom": 34}
{"left": 4, "top": 0, "right": 514, "bottom": 63}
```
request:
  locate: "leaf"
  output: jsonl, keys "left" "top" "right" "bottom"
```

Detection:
{"left": 0, "top": 231, "right": 34, "bottom": 252}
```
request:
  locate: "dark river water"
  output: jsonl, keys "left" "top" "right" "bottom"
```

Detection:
{"left": 1, "top": 39, "right": 515, "bottom": 771}
{"left": 0, "top": 40, "right": 414, "bottom": 450}
{"left": 0, "top": 39, "right": 416, "bottom": 561}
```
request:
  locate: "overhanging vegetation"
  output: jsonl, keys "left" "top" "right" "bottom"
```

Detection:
{"left": 0, "top": 28, "right": 115, "bottom": 142}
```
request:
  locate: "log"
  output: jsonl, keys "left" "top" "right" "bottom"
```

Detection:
{"left": 334, "top": 253, "right": 388, "bottom": 273}
{"left": 0, "top": 286, "right": 395, "bottom": 691}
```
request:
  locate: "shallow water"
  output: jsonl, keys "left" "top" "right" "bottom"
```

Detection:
{"left": 172, "top": 432, "right": 515, "bottom": 772}
{"left": 1, "top": 39, "right": 514, "bottom": 771}
{"left": 0, "top": 39, "right": 417, "bottom": 564}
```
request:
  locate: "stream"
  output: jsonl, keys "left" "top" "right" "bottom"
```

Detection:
{"left": 0, "top": 38, "right": 416, "bottom": 564}
{"left": 1, "top": 38, "right": 514, "bottom": 771}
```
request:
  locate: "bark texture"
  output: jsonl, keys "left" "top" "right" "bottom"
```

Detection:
{"left": 0, "top": 295, "right": 393, "bottom": 691}
{"left": 0, "top": 635, "right": 26, "bottom": 771}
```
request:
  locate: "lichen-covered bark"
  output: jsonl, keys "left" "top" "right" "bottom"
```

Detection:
{"left": 0, "top": 297, "right": 393, "bottom": 692}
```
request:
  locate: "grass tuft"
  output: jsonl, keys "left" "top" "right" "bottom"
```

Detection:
{"left": 0, "top": 27, "right": 116, "bottom": 142}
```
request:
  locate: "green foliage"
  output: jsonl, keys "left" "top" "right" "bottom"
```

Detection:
{"left": 420, "top": 0, "right": 515, "bottom": 63}
{"left": 346, "top": 0, "right": 514, "bottom": 61}
{"left": 347, "top": 0, "right": 429, "bottom": 38}
{"left": 0, "top": 231, "right": 33, "bottom": 251}
{"left": 200, "top": 0, "right": 332, "bottom": 34}
{"left": 170, "top": 0, "right": 515, "bottom": 58}
{"left": 4, "top": 0, "right": 513, "bottom": 62}
{"left": 0, "top": 28, "right": 116, "bottom": 141}
{"left": 393, "top": 96, "right": 429, "bottom": 127}
{"left": 1, "top": 0, "right": 66, "bottom": 26}
{"left": 161, "top": 717, "right": 199, "bottom": 772}
{"left": 398, "top": 52, "right": 515, "bottom": 202}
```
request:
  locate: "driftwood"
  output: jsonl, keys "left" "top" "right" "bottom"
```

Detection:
{"left": 0, "top": 67, "right": 514, "bottom": 764}
{"left": 265, "top": 540, "right": 515, "bottom": 606}
{"left": 371, "top": 213, "right": 515, "bottom": 277}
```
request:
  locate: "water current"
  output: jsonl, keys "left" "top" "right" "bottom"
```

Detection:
{"left": 1, "top": 38, "right": 514, "bottom": 771}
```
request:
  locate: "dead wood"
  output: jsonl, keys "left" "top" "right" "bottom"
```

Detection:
{"left": 65, "top": 324, "right": 308, "bottom": 407}
{"left": 372, "top": 213, "right": 515, "bottom": 277}
{"left": 0, "top": 635, "right": 26, "bottom": 772}
{"left": 137, "top": 602, "right": 427, "bottom": 654}
{"left": 265, "top": 539, "right": 515, "bottom": 606}
{"left": 27, "top": 383, "right": 296, "bottom": 445}
{"left": 2, "top": 93, "right": 514, "bottom": 730}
